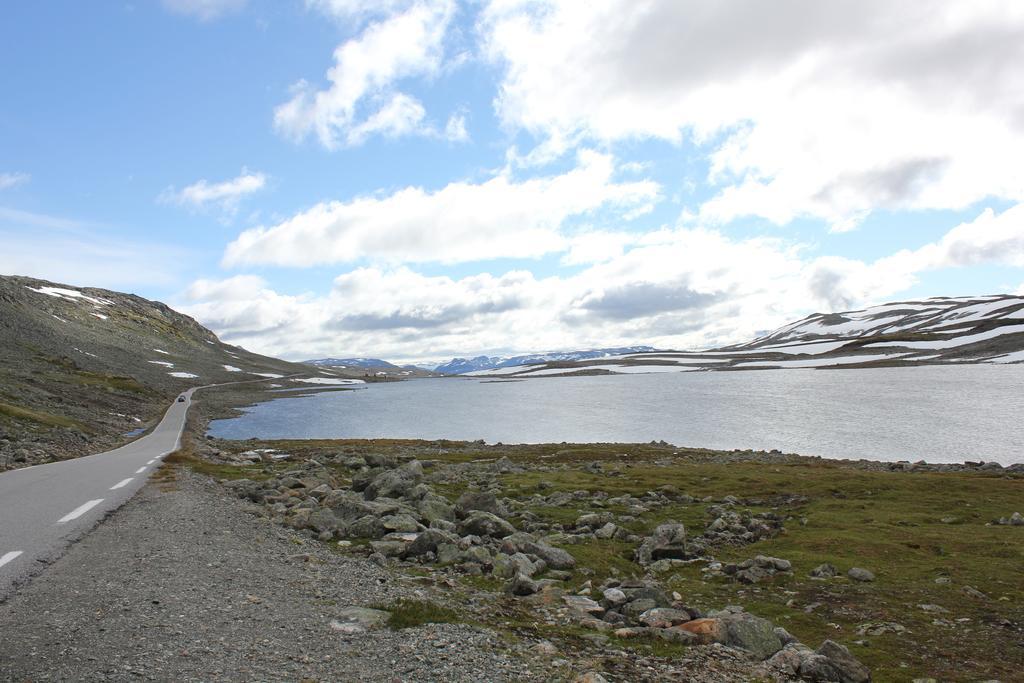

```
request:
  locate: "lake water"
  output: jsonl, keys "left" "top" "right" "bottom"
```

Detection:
{"left": 208, "top": 365, "right": 1024, "bottom": 464}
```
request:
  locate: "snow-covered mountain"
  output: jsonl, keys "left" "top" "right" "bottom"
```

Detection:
{"left": 433, "top": 346, "right": 657, "bottom": 375}
{"left": 466, "top": 295, "right": 1024, "bottom": 377}
{"left": 737, "top": 295, "right": 1024, "bottom": 350}
{"left": 303, "top": 357, "right": 437, "bottom": 377}
{"left": 305, "top": 357, "right": 401, "bottom": 370}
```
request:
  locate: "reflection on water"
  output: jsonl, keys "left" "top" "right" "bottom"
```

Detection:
{"left": 208, "top": 365, "right": 1024, "bottom": 464}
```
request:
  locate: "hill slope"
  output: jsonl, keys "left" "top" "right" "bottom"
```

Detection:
{"left": 0, "top": 275, "right": 310, "bottom": 469}
{"left": 467, "top": 295, "right": 1024, "bottom": 377}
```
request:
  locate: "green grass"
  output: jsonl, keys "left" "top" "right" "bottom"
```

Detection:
{"left": 374, "top": 598, "right": 462, "bottom": 630}
{"left": 69, "top": 370, "right": 150, "bottom": 394}
{"left": 197, "top": 438, "right": 1024, "bottom": 681}
{"left": 496, "top": 456, "right": 1024, "bottom": 682}
{"left": 162, "top": 447, "right": 272, "bottom": 481}
{"left": 0, "top": 400, "right": 93, "bottom": 432}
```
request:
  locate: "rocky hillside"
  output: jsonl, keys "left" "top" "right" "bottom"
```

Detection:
{"left": 0, "top": 275, "right": 311, "bottom": 469}
{"left": 468, "top": 295, "right": 1024, "bottom": 377}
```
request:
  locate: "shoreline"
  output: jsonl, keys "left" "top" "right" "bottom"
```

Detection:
{"left": 171, "top": 425, "right": 1024, "bottom": 681}
{"left": 197, "top": 380, "right": 1024, "bottom": 473}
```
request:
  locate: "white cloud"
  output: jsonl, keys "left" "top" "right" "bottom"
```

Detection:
{"left": 345, "top": 92, "right": 427, "bottom": 145}
{"left": 0, "top": 172, "right": 30, "bottom": 190}
{"left": 185, "top": 228, "right": 807, "bottom": 361}
{"left": 162, "top": 0, "right": 246, "bottom": 21}
{"left": 188, "top": 202, "right": 1024, "bottom": 361}
{"left": 560, "top": 231, "right": 635, "bottom": 266}
{"left": 481, "top": 1, "right": 1024, "bottom": 231}
{"left": 305, "top": 0, "right": 411, "bottom": 21}
{"left": 223, "top": 150, "right": 660, "bottom": 267}
{"left": 275, "top": 1, "right": 455, "bottom": 149}
{"left": 159, "top": 169, "right": 266, "bottom": 217}
{"left": 444, "top": 111, "right": 469, "bottom": 142}
{"left": 805, "top": 203, "right": 1024, "bottom": 309}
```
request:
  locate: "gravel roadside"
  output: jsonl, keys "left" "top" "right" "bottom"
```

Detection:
{"left": 0, "top": 469, "right": 553, "bottom": 682}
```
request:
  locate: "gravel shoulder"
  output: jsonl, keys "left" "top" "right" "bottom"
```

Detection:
{"left": 0, "top": 469, "right": 552, "bottom": 682}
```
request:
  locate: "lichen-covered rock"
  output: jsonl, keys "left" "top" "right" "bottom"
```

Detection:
{"left": 324, "top": 494, "right": 377, "bottom": 523}
{"left": 458, "top": 510, "right": 516, "bottom": 538}
{"left": 724, "top": 554, "right": 793, "bottom": 583}
{"left": 347, "top": 515, "right": 386, "bottom": 539}
{"left": 635, "top": 523, "right": 686, "bottom": 565}
{"left": 508, "top": 572, "right": 540, "bottom": 596}
{"left": 499, "top": 533, "right": 576, "bottom": 569}
{"left": 404, "top": 528, "right": 459, "bottom": 557}
{"left": 847, "top": 567, "right": 875, "bottom": 582}
{"left": 721, "top": 612, "right": 783, "bottom": 660}
{"left": 417, "top": 496, "right": 455, "bottom": 524}
{"left": 363, "top": 464, "right": 421, "bottom": 501}
{"left": 637, "top": 607, "right": 691, "bottom": 628}
{"left": 601, "top": 587, "right": 627, "bottom": 608}
{"left": 810, "top": 562, "right": 838, "bottom": 578}
{"left": 622, "top": 598, "right": 658, "bottom": 622}
{"left": 456, "top": 491, "right": 507, "bottom": 518}
{"left": 676, "top": 618, "right": 727, "bottom": 645}
{"left": 814, "top": 639, "right": 871, "bottom": 683}
{"left": 381, "top": 513, "right": 421, "bottom": 533}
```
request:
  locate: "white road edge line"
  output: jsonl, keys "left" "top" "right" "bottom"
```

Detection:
{"left": 0, "top": 551, "right": 23, "bottom": 568}
{"left": 146, "top": 459, "right": 156, "bottom": 465}
{"left": 135, "top": 467, "right": 146, "bottom": 474}
{"left": 57, "top": 499, "right": 104, "bottom": 524}
{"left": 110, "top": 478, "right": 133, "bottom": 490}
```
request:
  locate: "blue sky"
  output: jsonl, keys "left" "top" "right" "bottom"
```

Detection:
{"left": 2, "top": 1, "right": 1023, "bottom": 363}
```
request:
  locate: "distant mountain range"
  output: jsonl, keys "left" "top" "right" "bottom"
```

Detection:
{"left": 303, "top": 357, "right": 436, "bottom": 377}
{"left": 431, "top": 346, "right": 658, "bottom": 375}
{"left": 305, "top": 357, "right": 403, "bottom": 370}
{"left": 305, "top": 347, "right": 660, "bottom": 376}
{"left": 466, "top": 295, "right": 1024, "bottom": 377}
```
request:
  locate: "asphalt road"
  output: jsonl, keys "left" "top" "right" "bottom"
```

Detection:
{"left": 0, "top": 388, "right": 199, "bottom": 601}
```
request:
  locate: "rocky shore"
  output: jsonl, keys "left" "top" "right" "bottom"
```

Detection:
{"left": 193, "top": 435, "right": 1023, "bottom": 682}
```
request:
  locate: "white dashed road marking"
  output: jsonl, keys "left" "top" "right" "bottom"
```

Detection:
{"left": 57, "top": 499, "right": 104, "bottom": 524}
{"left": 110, "top": 478, "right": 133, "bottom": 490}
{"left": 146, "top": 459, "right": 156, "bottom": 465}
{"left": 0, "top": 551, "right": 23, "bottom": 568}
{"left": 135, "top": 467, "right": 146, "bottom": 474}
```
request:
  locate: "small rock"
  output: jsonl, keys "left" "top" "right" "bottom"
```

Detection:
{"left": 508, "top": 572, "right": 540, "bottom": 596}
{"left": 810, "top": 562, "right": 838, "bottom": 578}
{"left": 457, "top": 511, "right": 516, "bottom": 539}
{"left": 847, "top": 567, "right": 875, "bottom": 582}
{"left": 962, "top": 585, "right": 989, "bottom": 600}
{"left": 677, "top": 618, "right": 727, "bottom": 645}
{"left": 638, "top": 607, "right": 691, "bottom": 628}
{"left": 622, "top": 598, "right": 659, "bottom": 622}
{"left": 814, "top": 639, "right": 871, "bottom": 683}
{"left": 329, "top": 607, "right": 390, "bottom": 634}
{"left": 601, "top": 587, "right": 627, "bottom": 607}
{"left": 563, "top": 595, "right": 605, "bottom": 615}
{"left": 635, "top": 522, "right": 686, "bottom": 566}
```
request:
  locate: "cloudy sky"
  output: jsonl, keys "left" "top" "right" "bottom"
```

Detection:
{"left": 2, "top": 1, "right": 1024, "bottom": 363}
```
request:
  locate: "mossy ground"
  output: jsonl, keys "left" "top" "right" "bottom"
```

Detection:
{"left": 0, "top": 400, "right": 94, "bottom": 432}
{"left": 194, "top": 437, "right": 1024, "bottom": 682}
{"left": 373, "top": 598, "right": 463, "bottom": 630}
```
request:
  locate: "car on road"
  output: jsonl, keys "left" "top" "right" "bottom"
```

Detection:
{"left": 177, "top": 396, "right": 186, "bottom": 403}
